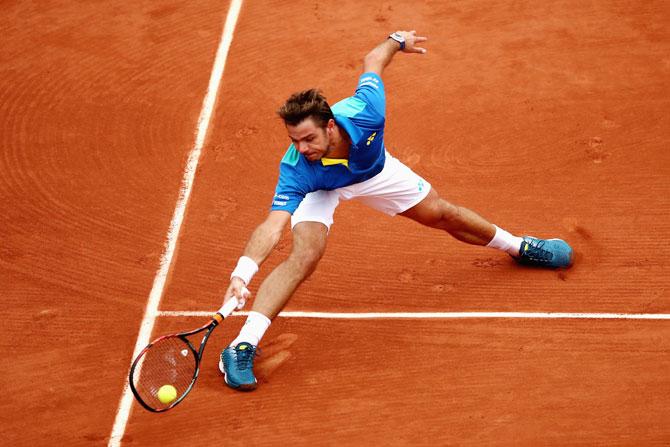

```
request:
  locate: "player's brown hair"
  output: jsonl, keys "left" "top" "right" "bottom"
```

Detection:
{"left": 277, "top": 89, "right": 334, "bottom": 128}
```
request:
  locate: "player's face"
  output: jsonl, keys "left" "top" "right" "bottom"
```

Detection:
{"left": 286, "top": 117, "right": 332, "bottom": 161}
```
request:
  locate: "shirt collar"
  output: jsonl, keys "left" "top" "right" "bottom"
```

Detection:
{"left": 333, "top": 114, "right": 363, "bottom": 145}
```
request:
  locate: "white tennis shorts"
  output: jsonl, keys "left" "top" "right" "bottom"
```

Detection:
{"left": 291, "top": 152, "right": 431, "bottom": 229}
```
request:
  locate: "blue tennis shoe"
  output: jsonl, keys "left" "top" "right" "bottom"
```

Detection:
{"left": 219, "top": 342, "right": 258, "bottom": 391}
{"left": 514, "top": 236, "right": 573, "bottom": 268}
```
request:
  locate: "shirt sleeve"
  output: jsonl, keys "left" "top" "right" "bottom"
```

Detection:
{"left": 271, "top": 163, "right": 309, "bottom": 215}
{"left": 354, "top": 72, "right": 385, "bottom": 117}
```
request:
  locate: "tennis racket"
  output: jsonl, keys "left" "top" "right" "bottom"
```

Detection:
{"left": 128, "top": 297, "right": 240, "bottom": 412}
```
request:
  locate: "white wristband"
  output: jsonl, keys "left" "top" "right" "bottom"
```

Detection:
{"left": 230, "top": 256, "right": 258, "bottom": 285}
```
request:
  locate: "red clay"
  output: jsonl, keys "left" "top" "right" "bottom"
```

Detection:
{"left": 1, "top": 0, "right": 669, "bottom": 445}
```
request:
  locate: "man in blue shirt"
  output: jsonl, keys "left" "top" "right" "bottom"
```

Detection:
{"left": 220, "top": 30, "right": 573, "bottom": 391}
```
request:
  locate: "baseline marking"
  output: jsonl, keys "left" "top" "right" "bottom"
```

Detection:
{"left": 108, "top": 1, "right": 243, "bottom": 446}
{"left": 158, "top": 310, "right": 670, "bottom": 320}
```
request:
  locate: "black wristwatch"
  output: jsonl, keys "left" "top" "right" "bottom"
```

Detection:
{"left": 388, "top": 32, "right": 405, "bottom": 50}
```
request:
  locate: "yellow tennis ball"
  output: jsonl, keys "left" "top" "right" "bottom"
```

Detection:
{"left": 157, "top": 385, "right": 177, "bottom": 404}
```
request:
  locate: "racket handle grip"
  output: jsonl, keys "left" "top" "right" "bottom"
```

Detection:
{"left": 215, "top": 298, "right": 239, "bottom": 320}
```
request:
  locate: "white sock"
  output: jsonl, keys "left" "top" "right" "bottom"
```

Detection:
{"left": 229, "top": 311, "right": 272, "bottom": 347}
{"left": 486, "top": 225, "right": 524, "bottom": 256}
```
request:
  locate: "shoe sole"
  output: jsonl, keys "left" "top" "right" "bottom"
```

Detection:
{"left": 219, "top": 358, "right": 257, "bottom": 391}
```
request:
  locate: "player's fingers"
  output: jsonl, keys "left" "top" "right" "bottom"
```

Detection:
{"left": 412, "top": 46, "right": 427, "bottom": 54}
{"left": 236, "top": 286, "right": 251, "bottom": 309}
{"left": 223, "top": 284, "right": 235, "bottom": 301}
{"left": 414, "top": 35, "right": 428, "bottom": 43}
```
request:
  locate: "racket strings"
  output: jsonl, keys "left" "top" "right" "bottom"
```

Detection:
{"left": 132, "top": 336, "right": 197, "bottom": 409}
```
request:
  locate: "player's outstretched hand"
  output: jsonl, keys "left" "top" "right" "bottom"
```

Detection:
{"left": 398, "top": 30, "right": 428, "bottom": 54}
{"left": 225, "top": 277, "right": 251, "bottom": 310}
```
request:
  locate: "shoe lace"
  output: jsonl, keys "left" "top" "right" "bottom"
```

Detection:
{"left": 235, "top": 346, "right": 257, "bottom": 370}
{"left": 524, "top": 239, "right": 554, "bottom": 263}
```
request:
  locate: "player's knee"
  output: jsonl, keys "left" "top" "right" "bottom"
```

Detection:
{"left": 290, "top": 222, "right": 328, "bottom": 275}
{"left": 288, "top": 245, "right": 324, "bottom": 275}
{"left": 417, "top": 199, "right": 460, "bottom": 229}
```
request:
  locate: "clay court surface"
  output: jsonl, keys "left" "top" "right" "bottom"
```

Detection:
{"left": 2, "top": 0, "right": 669, "bottom": 445}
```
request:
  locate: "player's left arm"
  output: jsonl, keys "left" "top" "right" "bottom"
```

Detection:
{"left": 362, "top": 30, "right": 428, "bottom": 76}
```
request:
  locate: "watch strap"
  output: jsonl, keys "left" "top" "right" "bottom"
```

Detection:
{"left": 388, "top": 32, "right": 405, "bottom": 50}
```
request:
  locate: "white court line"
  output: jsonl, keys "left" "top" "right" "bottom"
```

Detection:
{"left": 158, "top": 310, "right": 670, "bottom": 320}
{"left": 108, "top": 1, "right": 243, "bottom": 446}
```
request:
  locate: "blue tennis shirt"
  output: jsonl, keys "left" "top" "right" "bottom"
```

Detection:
{"left": 271, "top": 72, "right": 387, "bottom": 214}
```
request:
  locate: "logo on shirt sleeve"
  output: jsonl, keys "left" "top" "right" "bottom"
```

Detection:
{"left": 273, "top": 193, "right": 289, "bottom": 207}
{"left": 359, "top": 76, "right": 380, "bottom": 89}
{"left": 366, "top": 132, "right": 377, "bottom": 146}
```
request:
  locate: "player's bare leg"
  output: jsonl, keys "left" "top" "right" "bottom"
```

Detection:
{"left": 400, "top": 188, "right": 496, "bottom": 245}
{"left": 252, "top": 221, "right": 328, "bottom": 319}
{"left": 400, "top": 187, "right": 573, "bottom": 267}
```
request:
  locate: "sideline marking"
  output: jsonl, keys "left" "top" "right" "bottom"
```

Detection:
{"left": 158, "top": 310, "right": 670, "bottom": 320}
{"left": 108, "top": 1, "right": 243, "bottom": 446}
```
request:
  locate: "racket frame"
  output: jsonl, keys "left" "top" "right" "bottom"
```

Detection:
{"left": 128, "top": 299, "right": 237, "bottom": 413}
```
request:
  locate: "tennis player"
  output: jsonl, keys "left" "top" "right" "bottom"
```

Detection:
{"left": 219, "top": 30, "right": 573, "bottom": 390}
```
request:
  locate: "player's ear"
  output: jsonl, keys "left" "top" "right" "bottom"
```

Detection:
{"left": 326, "top": 118, "right": 335, "bottom": 134}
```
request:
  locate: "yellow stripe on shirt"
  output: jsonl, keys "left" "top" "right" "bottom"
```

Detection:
{"left": 321, "top": 158, "right": 349, "bottom": 168}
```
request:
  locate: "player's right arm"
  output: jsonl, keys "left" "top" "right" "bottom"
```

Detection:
{"left": 225, "top": 152, "right": 309, "bottom": 307}
{"left": 225, "top": 210, "right": 290, "bottom": 306}
{"left": 242, "top": 210, "right": 290, "bottom": 263}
